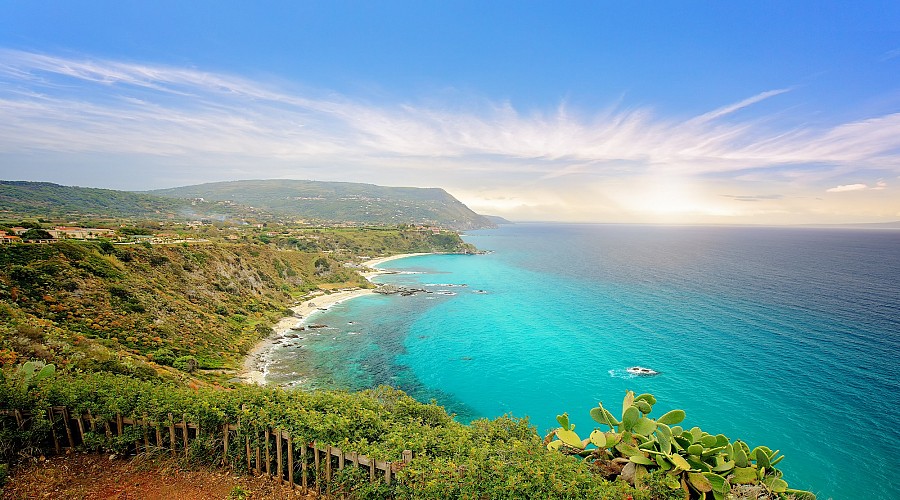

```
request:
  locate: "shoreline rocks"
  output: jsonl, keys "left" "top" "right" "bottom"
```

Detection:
{"left": 373, "top": 284, "right": 428, "bottom": 296}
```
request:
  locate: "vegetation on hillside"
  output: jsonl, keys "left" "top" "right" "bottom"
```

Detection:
{"left": 0, "top": 180, "right": 199, "bottom": 220}
{"left": 0, "top": 228, "right": 471, "bottom": 382}
{"left": 149, "top": 179, "right": 495, "bottom": 230}
{"left": 0, "top": 179, "right": 495, "bottom": 230}
{"left": 0, "top": 371, "right": 643, "bottom": 499}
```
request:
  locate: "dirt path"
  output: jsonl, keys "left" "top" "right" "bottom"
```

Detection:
{"left": 1, "top": 453, "right": 315, "bottom": 499}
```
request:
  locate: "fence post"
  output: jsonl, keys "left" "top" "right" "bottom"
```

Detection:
{"left": 75, "top": 412, "right": 86, "bottom": 444}
{"left": 133, "top": 417, "right": 142, "bottom": 455}
{"left": 116, "top": 413, "right": 123, "bottom": 438}
{"left": 239, "top": 404, "right": 249, "bottom": 471}
{"left": 60, "top": 408, "right": 75, "bottom": 450}
{"left": 276, "top": 428, "right": 283, "bottom": 484}
{"left": 301, "top": 441, "right": 308, "bottom": 493}
{"left": 47, "top": 409, "right": 60, "bottom": 454}
{"left": 314, "top": 442, "right": 321, "bottom": 492}
{"left": 246, "top": 435, "right": 252, "bottom": 472}
{"left": 255, "top": 428, "right": 261, "bottom": 475}
{"left": 265, "top": 428, "right": 271, "bottom": 477}
{"left": 223, "top": 422, "right": 229, "bottom": 462}
{"left": 181, "top": 414, "right": 188, "bottom": 457}
{"left": 287, "top": 433, "right": 294, "bottom": 489}
{"left": 326, "top": 445, "right": 333, "bottom": 497}
{"left": 168, "top": 413, "right": 176, "bottom": 456}
{"left": 142, "top": 413, "right": 150, "bottom": 452}
{"left": 403, "top": 449, "right": 413, "bottom": 464}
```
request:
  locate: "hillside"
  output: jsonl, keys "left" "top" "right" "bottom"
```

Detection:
{"left": 149, "top": 179, "right": 495, "bottom": 230}
{"left": 0, "top": 181, "right": 194, "bottom": 220}
{"left": 0, "top": 229, "right": 471, "bottom": 380}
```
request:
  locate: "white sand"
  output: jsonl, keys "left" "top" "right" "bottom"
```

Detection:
{"left": 360, "top": 252, "right": 431, "bottom": 270}
{"left": 238, "top": 252, "right": 430, "bottom": 385}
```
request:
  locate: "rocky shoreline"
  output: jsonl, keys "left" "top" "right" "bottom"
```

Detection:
{"left": 237, "top": 252, "right": 434, "bottom": 385}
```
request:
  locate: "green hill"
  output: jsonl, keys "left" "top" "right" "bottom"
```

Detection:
{"left": 0, "top": 181, "right": 191, "bottom": 220}
{"left": 149, "top": 179, "right": 495, "bottom": 230}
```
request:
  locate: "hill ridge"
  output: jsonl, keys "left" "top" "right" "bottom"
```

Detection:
{"left": 0, "top": 179, "right": 494, "bottom": 230}
{"left": 149, "top": 179, "right": 494, "bottom": 230}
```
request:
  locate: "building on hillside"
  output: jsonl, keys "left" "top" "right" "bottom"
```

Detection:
{"left": 0, "top": 231, "right": 21, "bottom": 244}
{"left": 49, "top": 226, "right": 116, "bottom": 240}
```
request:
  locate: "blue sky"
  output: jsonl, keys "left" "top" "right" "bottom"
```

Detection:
{"left": 1, "top": 1, "right": 899, "bottom": 223}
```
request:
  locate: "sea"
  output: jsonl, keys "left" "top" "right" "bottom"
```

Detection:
{"left": 263, "top": 223, "right": 900, "bottom": 500}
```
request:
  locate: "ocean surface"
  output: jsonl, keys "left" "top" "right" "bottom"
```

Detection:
{"left": 264, "top": 223, "right": 900, "bottom": 499}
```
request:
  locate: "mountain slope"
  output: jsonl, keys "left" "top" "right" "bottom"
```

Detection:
{"left": 0, "top": 181, "right": 188, "bottom": 219}
{"left": 149, "top": 179, "right": 495, "bottom": 230}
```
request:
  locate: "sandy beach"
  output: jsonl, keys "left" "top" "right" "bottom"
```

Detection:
{"left": 238, "top": 252, "right": 430, "bottom": 384}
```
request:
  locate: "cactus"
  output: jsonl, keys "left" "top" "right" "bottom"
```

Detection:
{"left": 16, "top": 360, "right": 56, "bottom": 388}
{"left": 657, "top": 409, "right": 685, "bottom": 425}
{"left": 546, "top": 390, "right": 815, "bottom": 499}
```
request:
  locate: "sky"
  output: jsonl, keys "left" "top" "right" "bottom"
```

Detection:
{"left": 1, "top": 1, "right": 899, "bottom": 224}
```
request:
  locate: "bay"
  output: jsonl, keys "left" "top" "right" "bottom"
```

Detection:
{"left": 265, "top": 223, "right": 900, "bottom": 499}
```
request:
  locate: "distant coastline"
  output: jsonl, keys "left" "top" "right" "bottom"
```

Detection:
{"left": 238, "top": 252, "right": 431, "bottom": 385}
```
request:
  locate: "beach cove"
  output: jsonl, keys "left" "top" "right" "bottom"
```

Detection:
{"left": 238, "top": 253, "right": 431, "bottom": 385}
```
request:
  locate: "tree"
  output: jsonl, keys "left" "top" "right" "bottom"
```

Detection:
{"left": 20, "top": 228, "right": 53, "bottom": 241}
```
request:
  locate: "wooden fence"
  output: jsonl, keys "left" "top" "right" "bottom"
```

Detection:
{"left": 0, "top": 406, "right": 413, "bottom": 496}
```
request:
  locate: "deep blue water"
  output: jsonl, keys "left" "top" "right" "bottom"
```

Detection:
{"left": 265, "top": 224, "right": 900, "bottom": 499}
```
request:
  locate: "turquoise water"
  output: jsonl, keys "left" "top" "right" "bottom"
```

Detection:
{"left": 266, "top": 224, "right": 900, "bottom": 499}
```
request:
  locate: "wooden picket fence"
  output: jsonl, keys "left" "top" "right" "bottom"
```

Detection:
{"left": 0, "top": 406, "right": 413, "bottom": 496}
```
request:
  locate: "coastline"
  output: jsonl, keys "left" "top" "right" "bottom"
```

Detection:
{"left": 238, "top": 252, "right": 431, "bottom": 385}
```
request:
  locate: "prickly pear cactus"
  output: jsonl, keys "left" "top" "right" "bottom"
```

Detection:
{"left": 545, "top": 390, "right": 815, "bottom": 500}
{"left": 16, "top": 360, "right": 56, "bottom": 388}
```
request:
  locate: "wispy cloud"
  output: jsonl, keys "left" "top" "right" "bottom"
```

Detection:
{"left": 826, "top": 180, "right": 888, "bottom": 193}
{"left": 0, "top": 49, "right": 898, "bottom": 222}
{"left": 3, "top": 50, "right": 900, "bottom": 179}
{"left": 688, "top": 88, "right": 791, "bottom": 125}
{"left": 721, "top": 194, "right": 784, "bottom": 202}
{"left": 826, "top": 183, "right": 868, "bottom": 193}
{"left": 880, "top": 47, "right": 900, "bottom": 61}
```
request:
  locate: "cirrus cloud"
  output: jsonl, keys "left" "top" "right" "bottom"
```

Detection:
{"left": 0, "top": 49, "right": 898, "bottom": 223}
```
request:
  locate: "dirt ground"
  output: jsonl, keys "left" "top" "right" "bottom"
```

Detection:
{"left": 1, "top": 452, "right": 316, "bottom": 499}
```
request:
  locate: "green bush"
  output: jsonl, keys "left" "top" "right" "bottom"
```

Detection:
{"left": 151, "top": 348, "right": 175, "bottom": 366}
{"left": 173, "top": 355, "right": 198, "bottom": 373}
{"left": 0, "top": 372, "right": 645, "bottom": 498}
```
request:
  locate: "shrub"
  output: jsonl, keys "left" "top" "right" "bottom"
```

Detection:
{"left": 151, "top": 348, "right": 175, "bottom": 366}
{"left": 173, "top": 355, "right": 198, "bottom": 373}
